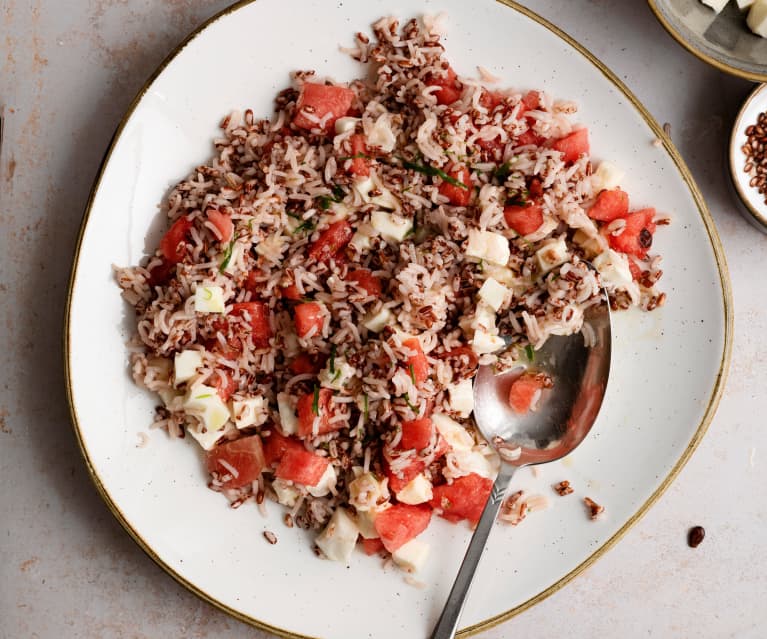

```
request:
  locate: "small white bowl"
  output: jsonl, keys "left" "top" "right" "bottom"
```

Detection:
{"left": 729, "top": 83, "right": 767, "bottom": 233}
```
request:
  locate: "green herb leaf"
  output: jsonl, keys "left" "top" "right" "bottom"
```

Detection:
{"left": 332, "top": 369, "right": 342, "bottom": 383}
{"left": 312, "top": 385, "right": 320, "bottom": 416}
{"left": 408, "top": 363, "right": 416, "bottom": 385}
{"left": 362, "top": 394, "right": 369, "bottom": 422}
{"left": 318, "top": 196, "right": 332, "bottom": 210}
{"left": 332, "top": 184, "right": 346, "bottom": 201}
{"left": 525, "top": 344, "right": 535, "bottom": 362}
{"left": 493, "top": 161, "right": 513, "bottom": 182}
{"left": 507, "top": 188, "right": 530, "bottom": 207}
{"left": 329, "top": 344, "right": 337, "bottom": 374}
{"left": 202, "top": 288, "right": 213, "bottom": 300}
{"left": 399, "top": 158, "right": 469, "bottom": 190}
{"left": 195, "top": 393, "right": 212, "bottom": 400}
{"left": 338, "top": 152, "right": 374, "bottom": 161}
{"left": 219, "top": 237, "right": 237, "bottom": 273}
{"left": 293, "top": 218, "right": 317, "bottom": 234}
{"left": 402, "top": 393, "right": 417, "bottom": 411}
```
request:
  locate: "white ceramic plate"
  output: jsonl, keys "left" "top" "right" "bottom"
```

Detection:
{"left": 65, "top": 1, "right": 732, "bottom": 637}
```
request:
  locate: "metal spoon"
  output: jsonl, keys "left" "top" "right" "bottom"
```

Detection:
{"left": 430, "top": 292, "right": 612, "bottom": 639}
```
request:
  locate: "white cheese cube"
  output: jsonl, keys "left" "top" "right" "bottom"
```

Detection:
{"left": 466, "top": 229, "right": 510, "bottom": 266}
{"left": 701, "top": 0, "right": 729, "bottom": 12}
{"left": 478, "top": 277, "right": 508, "bottom": 312}
{"left": 335, "top": 116, "right": 360, "bottom": 134}
{"left": 276, "top": 392, "right": 298, "bottom": 435}
{"left": 593, "top": 161, "right": 625, "bottom": 191}
{"left": 272, "top": 478, "right": 301, "bottom": 507}
{"left": 157, "top": 387, "right": 183, "bottom": 410}
{"left": 194, "top": 285, "right": 225, "bottom": 314}
{"left": 183, "top": 385, "right": 230, "bottom": 433}
{"left": 395, "top": 474, "right": 433, "bottom": 505}
{"left": 306, "top": 463, "right": 337, "bottom": 496}
{"left": 186, "top": 422, "right": 226, "bottom": 451}
{"left": 315, "top": 508, "right": 360, "bottom": 563}
{"left": 355, "top": 508, "right": 380, "bottom": 539}
{"left": 353, "top": 176, "right": 375, "bottom": 201}
{"left": 449, "top": 449, "right": 497, "bottom": 479}
{"left": 472, "top": 302, "right": 497, "bottom": 334}
{"left": 370, "top": 187, "right": 400, "bottom": 211}
{"left": 349, "top": 472, "right": 389, "bottom": 512}
{"left": 471, "top": 330, "right": 506, "bottom": 355}
{"left": 592, "top": 249, "right": 640, "bottom": 305}
{"left": 327, "top": 202, "right": 351, "bottom": 223}
{"left": 232, "top": 396, "right": 268, "bottom": 429}
{"left": 535, "top": 237, "right": 570, "bottom": 274}
{"left": 173, "top": 350, "right": 203, "bottom": 386}
{"left": 392, "top": 538, "right": 430, "bottom": 573}
{"left": 431, "top": 413, "right": 474, "bottom": 452}
{"left": 483, "top": 264, "right": 519, "bottom": 288}
{"left": 737, "top": 0, "right": 755, "bottom": 10}
{"left": 364, "top": 113, "right": 396, "bottom": 152}
{"left": 363, "top": 307, "right": 395, "bottom": 333}
{"left": 350, "top": 230, "right": 373, "bottom": 252}
{"left": 748, "top": 1, "right": 767, "bottom": 36}
{"left": 447, "top": 378, "right": 474, "bottom": 418}
{"left": 371, "top": 210, "right": 412, "bottom": 242}
{"left": 318, "top": 356, "right": 356, "bottom": 391}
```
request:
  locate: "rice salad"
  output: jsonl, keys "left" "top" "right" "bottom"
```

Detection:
{"left": 115, "top": 15, "right": 666, "bottom": 572}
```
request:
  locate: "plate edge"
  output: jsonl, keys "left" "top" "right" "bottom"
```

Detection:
{"left": 61, "top": 1, "right": 735, "bottom": 637}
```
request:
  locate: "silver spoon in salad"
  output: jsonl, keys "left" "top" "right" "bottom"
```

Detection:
{"left": 430, "top": 285, "right": 612, "bottom": 639}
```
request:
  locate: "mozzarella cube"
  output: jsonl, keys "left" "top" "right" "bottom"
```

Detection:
{"left": 353, "top": 176, "right": 375, "bottom": 200}
{"left": 431, "top": 413, "right": 474, "bottom": 452}
{"left": 173, "top": 350, "right": 203, "bottom": 386}
{"left": 371, "top": 210, "right": 412, "bottom": 242}
{"left": 395, "top": 474, "right": 433, "bottom": 505}
{"left": 272, "top": 478, "right": 301, "bottom": 507}
{"left": 449, "top": 449, "right": 497, "bottom": 479}
{"left": 371, "top": 187, "right": 400, "bottom": 211}
{"left": 363, "top": 307, "right": 395, "bottom": 333}
{"left": 364, "top": 113, "right": 397, "bottom": 152}
{"left": 335, "top": 116, "right": 360, "bottom": 134}
{"left": 472, "top": 330, "right": 506, "bottom": 355}
{"left": 472, "top": 302, "right": 497, "bottom": 334}
{"left": 349, "top": 472, "right": 389, "bottom": 512}
{"left": 186, "top": 422, "right": 226, "bottom": 451}
{"left": 355, "top": 508, "right": 380, "bottom": 539}
{"left": 701, "top": 0, "right": 729, "bottom": 12}
{"left": 748, "top": 1, "right": 767, "bottom": 36}
{"left": 593, "top": 161, "right": 625, "bottom": 191}
{"left": 194, "top": 285, "right": 225, "bottom": 313}
{"left": 183, "top": 385, "right": 230, "bottom": 433}
{"left": 315, "top": 508, "right": 360, "bottom": 563}
{"left": 351, "top": 229, "right": 373, "bottom": 252}
{"left": 232, "top": 396, "right": 268, "bottom": 429}
{"left": 737, "top": 0, "right": 755, "bottom": 9}
{"left": 392, "top": 538, "right": 430, "bottom": 573}
{"left": 277, "top": 392, "right": 298, "bottom": 435}
{"left": 318, "top": 356, "right": 356, "bottom": 391}
{"left": 466, "top": 229, "right": 510, "bottom": 266}
{"left": 307, "top": 463, "right": 337, "bottom": 497}
{"left": 592, "top": 249, "right": 640, "bottom": 305}
{"left": 478, "top": 277, "right": 508, "bottom": 312}
{"left": 535, "top": 237, "right": 570, "bottom": 273}
{"left": 327, "top": 202, "right": 351, "bottom": 223}
{"left": 483, "top": 264, "right": 519, "bottom": 288}
{"left": 448, "top": 379, "right": 474, "bottom": 417}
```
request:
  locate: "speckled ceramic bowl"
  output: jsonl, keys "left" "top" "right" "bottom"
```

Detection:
{"left": 649, "top": 0, "right": 767, "bottom": 82}
{"left": 729, "top": 83, "right": 767, "bottom": 232}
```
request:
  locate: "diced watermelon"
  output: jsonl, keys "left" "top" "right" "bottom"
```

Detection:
{"left": 296, "top": 388, "right": 339, "bottom": 437}
{"left": 274, "top": 447, "right": 330, "bottom": 486}
{"left": 521, "top": 90, "right": 541, "bottom": 112}
{"left": 516, "top": 129, "right": 544, "bottom": 147}
{"left": 230, "top": 302, "right": 271, "bottom": 348}
{"left": 438, "top": 165, "right": 472, "bottom": 206}
{"left": 386, "top": 460, "right": 426, "bottom": 495}
{"left": 374, "top": 504, "right": 432, "bottom": 553}
{"left": 293, "top": 83, "right": 354, "bottom": 133}
{"left": 288, "top": 353, "right": 322, "bottom": 375}
{"left": 211, "top": 369, "right": 236, "bottom": 402}
{"left": 348, "top": 134, "right": 370, "bottom": 177}
{"left": 243, "top": 270, "right": 263, "bottom": 296}
{"left": 588, "top": 189, "right": 629, "bottom": 222}
{"left": 294, "top": 302, "right": 325, "bottom": 338}
{"left": 159, "top": 216, "right": 193, "bottom": 264}
{"left": 402, "top": 337, "right": 430, "bottom": 386}
{"left": 429, "top": 473, "right": 493, "bottom": 524}
{"left": 345, "top": 269, "right": 382, "bottom": 297}
{"left": 399, "top": 418, "right": 434, "bottom": 452}
{"left": 206, "top": 208, "right": 233, "bottom": 243}
{"left": 504, "top": 202, "right": 544, "bottom": 236}
{"left": 280, "top": 283, "right": 303, "bottom": 301}
{"left": 205, "top": 435, "right": 265, "bottom": 489}
{"left": 361, "top": 537, "right": 385, "bottom": 556}
{"left": 508, "top": 372, "right": 545, "bottom": 413}
{"left": 552, "top": 128, "right": 589, "bottom": 164}
{"left": 479, "top": 90, "right": 504, "bottom": 111}
{"left": 606, "top": 208, "right": 657, "bottom": 258}
{"left": 263, "top": 429, "right": 305, "bottom": 467}
{"left": 427, "top": 65, "right": 462, "bottom": 105}
{"left": 308, "top": 220, "right": 353, "bottom": 263}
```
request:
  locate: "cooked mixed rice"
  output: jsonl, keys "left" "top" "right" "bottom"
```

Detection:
{"left": 116, "top": 15, "right": 665, "bottom": 569}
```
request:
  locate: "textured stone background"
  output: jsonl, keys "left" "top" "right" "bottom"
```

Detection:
{"left": 1, "top": 1, "right": 765, "bottom": 637}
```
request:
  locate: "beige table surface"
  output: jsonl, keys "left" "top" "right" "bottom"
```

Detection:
{"left": 1, "top": 1, "right": 765, "bottom": 637}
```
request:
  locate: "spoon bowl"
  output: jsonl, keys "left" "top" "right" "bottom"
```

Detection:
{"left": 430, "top": 282, "right": 612, "bottom": 639}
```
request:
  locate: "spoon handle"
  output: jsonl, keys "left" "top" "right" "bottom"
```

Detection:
{"left": 430, "top": 468, "right": 517, "bottom": 639}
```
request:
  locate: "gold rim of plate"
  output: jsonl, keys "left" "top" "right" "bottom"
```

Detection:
{"left": 63, "top": 1, "right": 734, "bottom": 637}
{"left": 729, "top": 83, "right": 767, "bottom": 230}
{"left": 647, "top": 0, "right": 767, "bottom": 83}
